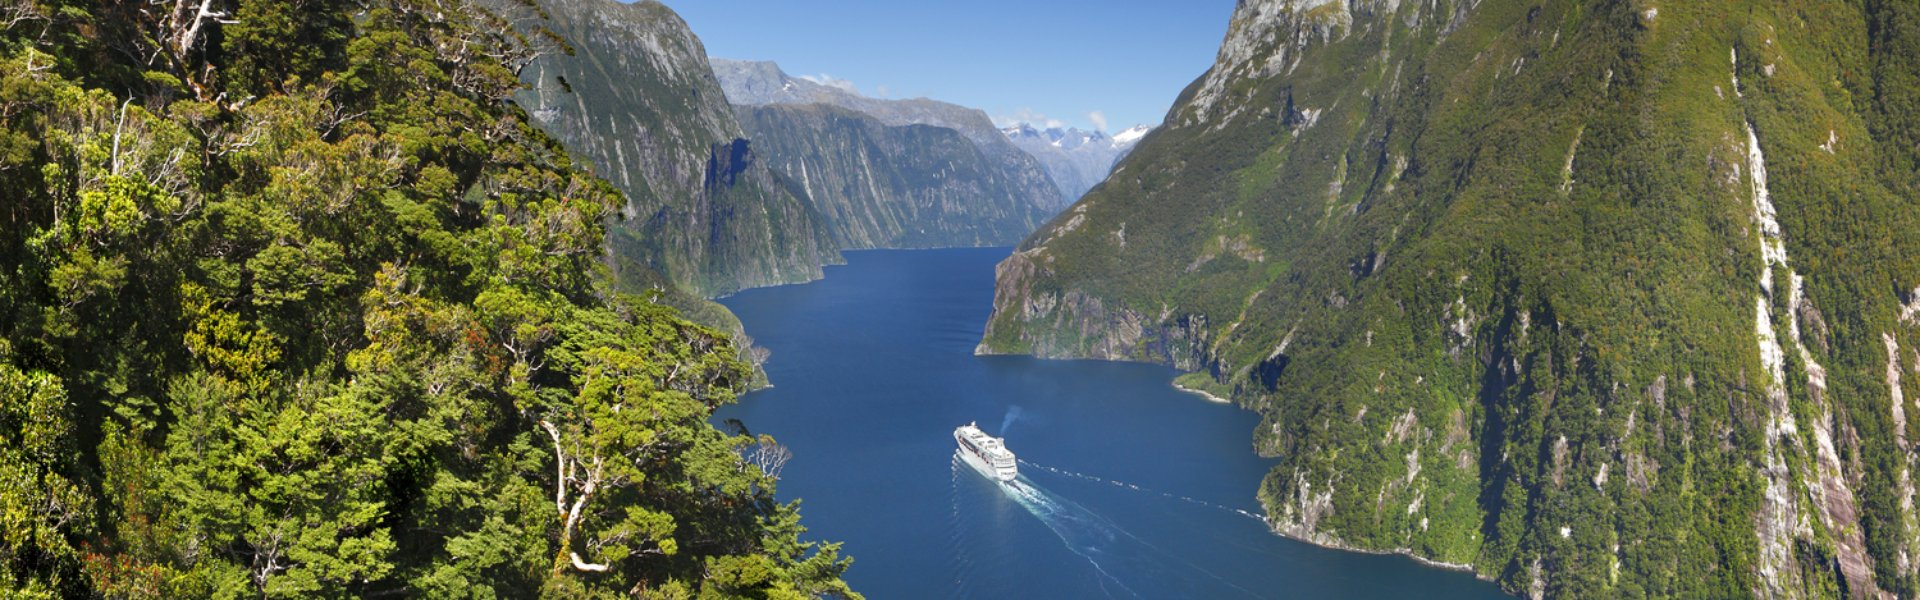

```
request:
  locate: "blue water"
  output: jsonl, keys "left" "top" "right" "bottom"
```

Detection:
{"left": 714, "top": 248, "right": 1509, "bottom": 599}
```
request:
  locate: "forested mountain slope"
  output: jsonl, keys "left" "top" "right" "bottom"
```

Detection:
{"left": 981, "top": 0, "right": 1920, "bottom": 596}
{"left": 0, "top": 0, "right": 853, "bottom": 597}
{"left": 516, "top": 0, "right": 840, "bottom": 298}
{"left": 735, "top": 103, "right": 1051, "bottom": 249}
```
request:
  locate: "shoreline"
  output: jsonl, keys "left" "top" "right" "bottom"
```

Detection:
{"left": 995, "top": 352, "right": 1500, "bottom": 590}
{"left": 1256, "top": 516, "right": 1497, "bottom": 584}
{"left": 1171, "top": 379, "right": 1232, "bottom": 404}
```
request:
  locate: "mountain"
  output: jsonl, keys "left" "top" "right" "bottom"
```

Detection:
{"left": 1002, "top": 123, "right": 1154, "bottom": 202}
{"left": 1112, "top": 124, "right": 1152, "bottom": 146}
{"left": 516, "top": 0, "right": 839, "bottom": 297}
{"left": 737, "top": 104, "right": 1053, "bottom": 248}
{"left": 710, "top": 58, "right": 1068, "bottom": 212}
{"left": 981, "top": 0, "right": 1920, "bottom": 597}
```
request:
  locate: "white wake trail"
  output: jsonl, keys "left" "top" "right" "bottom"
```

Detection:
{"left": 947, "top": 456, "right": 974, "bottom": 599}
{"left": 999, "top": 461, "right": 1265, "bottom": 599}
{"left": 1020, "top": 460, "right": 1267, "bottom": 524}
{"left": 996, "top": 475, "right": 1140, "bottom": 599}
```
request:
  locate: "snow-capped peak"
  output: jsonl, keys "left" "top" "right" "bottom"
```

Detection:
{"left": 1002, "top": 121, "right": 1152, "bottom": 149}
{"left": 1001, "top": 123, "right": 1043, "bottom": 139}
{"left": 999, "top": 121, "right": 1155, "bottom": 202}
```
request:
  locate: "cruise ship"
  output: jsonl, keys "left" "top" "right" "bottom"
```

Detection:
{"left": 954, "top": 422, "right": 1019, "bottom": 482}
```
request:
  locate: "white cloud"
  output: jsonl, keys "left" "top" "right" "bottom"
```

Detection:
{"left": 797, "top": 73, "right": 858, "bottom": 94}
{"left": 875, "top": 85, "right": 891, "bottom": 98}
{"left": 1087, "top": 110, "right": 1108, "bottom": 132}
{"left": 993, "top": 107, "right": 1065, "bottom": 130}
{"left": 993, "top": 107, "right": 1049, "bottom": 128}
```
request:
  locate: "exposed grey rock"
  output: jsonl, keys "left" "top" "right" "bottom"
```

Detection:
{"left": 711, "top": 58, "right": 1065, "bottom": 212}
{"left": 736, "top": 104, "right": 1052, "bottom": 249}
{"left": 516, "top": 0, "right": 838, "bottom": 297}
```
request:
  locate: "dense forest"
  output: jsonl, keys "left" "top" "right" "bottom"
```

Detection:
{"left": 0, "top": 0, "right": 855, "bottom": 597}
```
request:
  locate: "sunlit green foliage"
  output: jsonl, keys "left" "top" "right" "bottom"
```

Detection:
{"left": 0, "top": 0, "right": 853, "bottom": 597}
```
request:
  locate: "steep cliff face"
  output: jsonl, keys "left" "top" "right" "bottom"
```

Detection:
{"left": 735, "top": 104, "right": 1052, "bottom": 248}
{"left": 516, "top": 0, "right": 838, "bottom": 296}
{"left": 711, "top": 59, "right": 1067, "bottom": 212}
{"left": 982, "top": 0, "right": 1920, "bottom": 596}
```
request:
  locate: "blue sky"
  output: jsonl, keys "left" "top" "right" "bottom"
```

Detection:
{"left": 661, "top": 0, "right": 1236, "bottom": 132}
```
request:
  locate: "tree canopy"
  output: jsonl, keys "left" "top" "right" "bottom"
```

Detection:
{"left": 0, "top": 0, "right": 855, "bottom": 597}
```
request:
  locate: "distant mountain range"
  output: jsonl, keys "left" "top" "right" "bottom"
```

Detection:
{"left": 513, "top": 5, "right": 1073, "bottom": 309}
{"left": 710, "top": 58, "right": 1152, "bottom": 207}
{"left": 737, "top": 104, "right": 1052, "bottom": 249}
{"left": 711, "top": 59, "right": 1008, "bottom": 148}
{"left": 1001, "top": 123, "right": 1153, "bottom": 202}
{"left": 710, "top": 59, "right": 1067, "bottom": 213}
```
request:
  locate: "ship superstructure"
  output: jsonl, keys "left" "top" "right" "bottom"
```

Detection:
{"left": 955, "top": 422, "right": 1019, "bottom": 482}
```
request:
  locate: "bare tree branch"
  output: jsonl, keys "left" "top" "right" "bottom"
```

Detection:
{"left": 569, "top": 552, "right": 609, "bottom": 572}
{"left": 544, "top": 418, "right": 611, "bottom": 574}
{"left": 167, "top": 0, "right": 236, "bottom": 59}
{"left": 541, "top": 419, "right": 568, "bottom": 517}
{"left": 745, "top": 435, "right": 792, "bottom": 480}
{"left": 111, "top": 98, "right": 132, "bottom": 177}
{"left": 2, "top": 0, "right": 42, "bottom": 31}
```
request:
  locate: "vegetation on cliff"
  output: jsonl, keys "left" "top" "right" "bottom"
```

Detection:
{"left": 0, "top": 0, "right": 853, "bottom": 596}
{"left": 983, "top": 0, "right": 1920, "bottom": 596}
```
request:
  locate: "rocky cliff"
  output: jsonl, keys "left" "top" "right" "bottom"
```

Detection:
{"left": 981, "top": 0, "right": 1920, "bottom": 597}
{"left": 734, "top": 104, "right": 1052, "bottom": 249}
{"left": 711, "top": 58, "right": 1068, "bottom": 212}
{"left": 516, "top": 0, "right": 839, "bottom": 297}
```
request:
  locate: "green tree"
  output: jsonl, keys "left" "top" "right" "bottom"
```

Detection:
{"left": 0, "top": 0, "right": 857, "bottom": 596}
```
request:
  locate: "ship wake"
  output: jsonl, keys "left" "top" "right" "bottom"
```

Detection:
{"left": 999, "top": 472, "right": 1143, "bottom": 599}
{"left": 954, "top": 453, "right": 1263, "bottom": 599}
{"left": 1020, "top": 460, "right": 1268, "bottom": 523}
